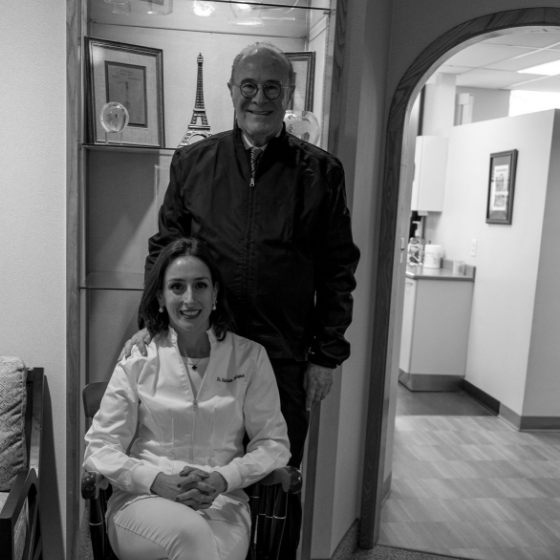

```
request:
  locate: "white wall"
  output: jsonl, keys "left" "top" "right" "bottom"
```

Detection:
{"left": 524, "top": 110, "right": 560, "bottom": 417}
{"left": 0, "top": 0, "right": 67, "bottom": 558}
{"left": 423, "top": 73, "right": 456, "bottom": 136}
{"left": 326, "top": 0, "right": 392, "bottom": 553}
{"left": 456, "top": 86, "right": 511, "bottom": 123}
{"left": 429, "top": 110, "right": 555, "bottom": 415}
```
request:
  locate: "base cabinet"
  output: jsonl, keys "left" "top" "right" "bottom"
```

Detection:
{"left": 399, "top": 276, "right": 474, "bottom": 391}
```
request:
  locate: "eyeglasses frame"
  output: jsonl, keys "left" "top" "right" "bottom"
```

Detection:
{"left": 230, "top": 81, "right": 295, "bottom": 100}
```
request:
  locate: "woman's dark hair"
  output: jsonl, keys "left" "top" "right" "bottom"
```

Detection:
{"left": 139, "top": 238, "right": 234, "bottom": 341}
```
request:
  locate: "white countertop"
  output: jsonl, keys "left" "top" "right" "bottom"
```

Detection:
{"left": 406, "top": 260, "right": 475, "bottom": 282}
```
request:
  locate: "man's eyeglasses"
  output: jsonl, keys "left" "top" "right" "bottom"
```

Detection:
{"left": 231, "top": 81, "right": 292, "bottom": 101}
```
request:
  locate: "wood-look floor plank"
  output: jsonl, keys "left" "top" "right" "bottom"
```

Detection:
{"left": 380, "top": 389, "right": 560, "bottom": 560}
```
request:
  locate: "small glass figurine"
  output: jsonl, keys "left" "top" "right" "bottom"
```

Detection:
{"left": 284, "top": 110, "right": 321, "bottom": 145}
{"left": 100, "top": 102, "right": 130, "bottom": 144}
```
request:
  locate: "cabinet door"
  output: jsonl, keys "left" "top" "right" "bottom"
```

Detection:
{"left": 399, "top": 278, "right": 417, "bottom": 373}
{"left": 411, "top": 136, "right": 448, "bottom": 212}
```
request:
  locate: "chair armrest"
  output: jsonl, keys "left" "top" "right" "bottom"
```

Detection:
{"left": 0, "top": 468, "right": 38, "bottom": 524}
{"left": 259, "top": 466, "right": 302, "bottom": 494}
{"left": 27, "top": 368, "right": 44, "bottom": 476}
{"left": 81, "top": 471, "right": 109, "bottom": 500}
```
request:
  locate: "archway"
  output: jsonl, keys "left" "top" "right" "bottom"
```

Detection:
{"left": 360, "top": 6, "right": 560, "bottom": 550}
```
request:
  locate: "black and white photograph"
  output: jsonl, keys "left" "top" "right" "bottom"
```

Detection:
{"left": 7, "top": 3, "right": 560, "bottom": 560}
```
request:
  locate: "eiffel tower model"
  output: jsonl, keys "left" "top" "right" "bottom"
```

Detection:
{"left": 178, "top": 53, "right": 212, "bottom": 147}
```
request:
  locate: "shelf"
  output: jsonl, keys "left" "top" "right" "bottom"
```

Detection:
{"left": 81, "top": 271, "right": 144, "bottom": 291}
{"left": 82, "top": 143, "right": 176, "bottom": 156}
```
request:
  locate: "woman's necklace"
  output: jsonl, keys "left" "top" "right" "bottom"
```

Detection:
{"left": 185, "top": 357, "right": 203, "bottom": 371}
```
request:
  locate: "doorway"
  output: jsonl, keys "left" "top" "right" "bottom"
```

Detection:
{"left": 360, "top": 7, "right": 560, "bottom": 553}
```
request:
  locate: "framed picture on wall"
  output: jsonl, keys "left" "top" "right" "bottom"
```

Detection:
{"left": 85, "top": 37, "right": 165, "bottom": 147}
{"left": 486, "top": 149, "right": 518, "bottom": 225}
{"left": 286, "top": 52, "right": 316, "bottom": 112}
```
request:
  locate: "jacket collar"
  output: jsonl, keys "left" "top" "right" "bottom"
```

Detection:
{"left": 233, "top": 120, "right": 287, "bottom": 148}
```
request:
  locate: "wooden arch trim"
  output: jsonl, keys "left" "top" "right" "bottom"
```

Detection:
{"left": 359, "top": 7, "right": 560, "bottom": 550}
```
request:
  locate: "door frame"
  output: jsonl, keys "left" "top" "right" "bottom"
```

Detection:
{"left": 358, "top": 6, "right": 560, "bottom": 549}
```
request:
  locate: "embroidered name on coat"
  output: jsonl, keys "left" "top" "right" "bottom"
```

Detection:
{"left": 217, "top": 374, "right": 245, "bottom": 383}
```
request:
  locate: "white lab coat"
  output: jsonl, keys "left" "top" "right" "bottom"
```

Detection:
{"left": 83, "top": 327, "right": 290, "bottom": 521}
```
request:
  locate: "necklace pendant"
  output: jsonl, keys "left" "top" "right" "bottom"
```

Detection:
{"left": 191, "top": 364, "right": 197, "bottom": 371}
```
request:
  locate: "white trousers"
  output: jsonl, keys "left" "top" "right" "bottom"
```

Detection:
{"left": 107, "top": 495, "right": 250, "bottom": 560}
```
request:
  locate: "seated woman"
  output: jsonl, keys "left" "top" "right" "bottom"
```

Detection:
{"left": 83, "top": 237, "right": 290, "bottom": 560}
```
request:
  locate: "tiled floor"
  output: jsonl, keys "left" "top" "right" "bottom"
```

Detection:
{"left": 377, "top": 384, "right": 560, "bottom": 560}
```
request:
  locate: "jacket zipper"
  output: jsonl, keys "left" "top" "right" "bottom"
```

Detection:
{"left": 176, "top": 345, "right": 210, "bottom": 464}
{"left": 244, "top": 182, "right": 256, "bottom": 296}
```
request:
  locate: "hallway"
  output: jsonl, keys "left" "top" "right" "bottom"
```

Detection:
{"left": 378, "top": 384, "right": 560, "bottom": 560}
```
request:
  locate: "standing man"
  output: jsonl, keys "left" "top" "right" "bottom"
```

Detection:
{"left": 128, "top": 42, "right": 359, "bottom": 558}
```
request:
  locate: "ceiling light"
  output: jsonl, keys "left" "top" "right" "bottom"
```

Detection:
{"left": 229, "top": 0, "right": 263, "bottom": 26}
{"left": 236, "top": 3, "right": 255, "bottom": 12}
{"left": 518, "top": 60, "right": 560, "bottom": 76}
{"left": 104, "top": 0, "right": 131, "bottom": 14}
{"left": 192, "top": 0, "right": 215, "bottom": 17}
{"left": 231, "top": 0, "right": 261, "bottom": 16}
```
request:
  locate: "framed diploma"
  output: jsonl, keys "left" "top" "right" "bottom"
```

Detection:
{"left": 486, "top": 150, "right": 518, "bottom": 225}
{"left": 86, "top": 38, "right": 165, "bottom": 147}
{"left": 286, "top": 52, "right": 316, "bottom": 112}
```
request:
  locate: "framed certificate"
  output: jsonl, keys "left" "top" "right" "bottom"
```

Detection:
{"left": 486, "top": 150, "right": 518, "bottom": 225}
{"left": 86, "top": 38, "right": 165, "bottom": 147}
{"left": 286, "top": 52, "right": 316, "bottom": 112}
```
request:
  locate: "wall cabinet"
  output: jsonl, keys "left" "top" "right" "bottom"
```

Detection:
{"left": 399, "top": 272, "right": 474, "bottom": 391}
{"left": 410, "top": 135, "right": 448, "bottom": 212}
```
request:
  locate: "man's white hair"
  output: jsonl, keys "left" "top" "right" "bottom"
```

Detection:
{"left": 230, "top": 42, "right": 295, "bottom": 85}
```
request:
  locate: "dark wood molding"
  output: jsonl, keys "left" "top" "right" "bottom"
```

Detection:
{"left": 300, "top": 403, "right": 321, "bottom": 560}
{"left": 327, "top": 0, "right": 348, "bottom": 157}
{"left": 359, "top": 7, "right": 560, "bottom": 551}
{"left": 66, "top": 0, "right": 85, "bottom": 558}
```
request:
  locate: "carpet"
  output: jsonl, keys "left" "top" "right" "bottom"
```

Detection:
{"left": 345, "top": 545, "right": 470, "bottom": 560}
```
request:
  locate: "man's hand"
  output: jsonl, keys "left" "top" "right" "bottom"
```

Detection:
{"left": 118, "top": 328, "right": 152, "bottom": 360}
{"left": 303, "top": 364, "right": 335, "bottom": 411}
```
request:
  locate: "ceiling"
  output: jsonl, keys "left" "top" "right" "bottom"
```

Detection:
{"left": 434, "top": 30, "right": 560, "bottom": 93}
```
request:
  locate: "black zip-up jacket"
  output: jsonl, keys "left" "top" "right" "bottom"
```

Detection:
{"left": 145, "top": 124, "right": 360, "bottom": 368}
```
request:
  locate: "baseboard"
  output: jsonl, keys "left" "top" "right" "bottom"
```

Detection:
{"left": 499, "top": 403, "right": 560, "bottom": 430}
{"left": 398, "top": 370, "right": 463, "bottom": 392}
{"left": 462, "top": 379, "right": 500, "bottom": 414}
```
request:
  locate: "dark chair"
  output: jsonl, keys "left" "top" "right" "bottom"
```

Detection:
{"left": 0, "top": 358, "right": 44, "bottom": 560}
{"left": 81, "top": 381, "right": 302, "bottom": 560}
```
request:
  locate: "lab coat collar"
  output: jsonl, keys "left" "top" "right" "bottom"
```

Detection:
{"left": 167, "top": 326, "right": 217, "bottom": 348}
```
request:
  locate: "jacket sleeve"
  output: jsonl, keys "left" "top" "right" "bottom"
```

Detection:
{"left": 308, "top": 160, "right": 360, "bottom": 369}
{"left": 214, "top": 346, "right": 291, "bottom": 491}
{"left": 83, "top": 353, "right": 161, "bottom": 494}
{"left": 145, "top": 150, "right": 192, "bottom": 282}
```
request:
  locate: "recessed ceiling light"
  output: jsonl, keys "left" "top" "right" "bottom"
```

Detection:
{"left": 518, "top": 60, "right": 560, "bottom": 76}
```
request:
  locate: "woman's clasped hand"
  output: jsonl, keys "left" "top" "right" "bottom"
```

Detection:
{"left": 150, "top": 467, "right": 227, "bottom": 510}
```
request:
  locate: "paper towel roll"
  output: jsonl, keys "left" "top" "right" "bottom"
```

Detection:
{"left": 424, "top": 244, "right": 443, "bottom": 269}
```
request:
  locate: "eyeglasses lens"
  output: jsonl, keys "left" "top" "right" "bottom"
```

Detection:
{"left": 240, "top": 83, "right": 282, "bottom": 100}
